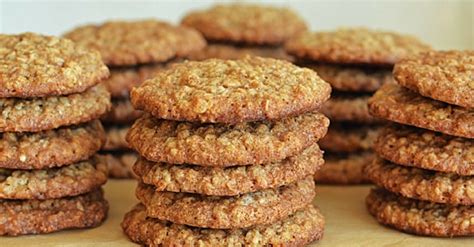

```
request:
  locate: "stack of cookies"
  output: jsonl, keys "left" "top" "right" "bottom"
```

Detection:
{"left": 121, "top": 57, "right": 331, "bottom": 245}
{"left": 285, "top": 28, "right": 431, "bottom": 184}
{"left": 182, "top": 4, "right": 305, "bottom": 61}
{"left": 365, "top": 50, "right": 473, "bottom": 237}
{"left": 0, "top": 33, "right": 111, "bottom": 235}
{"left": 64, "top": 20, "right": 206, "bottom": 178}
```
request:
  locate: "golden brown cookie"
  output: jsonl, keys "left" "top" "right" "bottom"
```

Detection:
{"left": 0, "top": 84, "right": 111, "bottom": 133}
{"left": 131, "top": 57, "right": 331, "bottom": 123}
{"left": 0, "top": 156, "right": 107, "bottom": 200}
{"left": 321, "top": 93, "right": 382, "bottom": 124}
{"left": 134, "top": 144, "right": 323, "bottom": 196}
{"left": 285, "top": 28, "right": 431, "bottom": 65}
{"left": 122, "top": 204, "right": 324, "bottom": 246}
{"left": 187, "top": 43, "right": 294, "bottom": 61}
{"left": 127, "top": 112, "right": 328, "bottom": 166}
{"left": 101, "top": 99, "right": 143, "bottom": 124}
{"left": 103, "top": 152, "right": 138, "bottom": 179}
{"left": 64, "top": 20, "right": 206, "bottom": 66}
{"left": 103, "top": 125, "right": 129, "bottom": 151}
{"left": 309, "top": 64, "right": 393, "bottom": 92}
{"left": 314, "top": 152, "right": 374, "bottom": 185}
{"left": 319, "top": 124, "right": 380, "bottom": 153}
{"left": 368, "top": 83, "right": 473, "bottom": 138}
{"left": 374, "top": 124, "right": 474, "bottom": 176}
{"left": 366, "top": 157, "right": 473, "bottom": 205}
{"left": 394, "top": 50, "right": 474, "bottom": 109}
{"left": 366, "top": 188, "right": 473, "bottom": 237}
{"left": 181, "top": 4, "right": 307, "bottom": 45}
{"left": 137, "top": 177, "right": 315, "bottom": 229}
{"left": 0, "top": 189, "right": 108, "bottom": 236}
{"left": 0, "top": 120, "right": 105, "bottom": 169}
{"left": 0, "top": 33, "right": 109, "bottom": 98}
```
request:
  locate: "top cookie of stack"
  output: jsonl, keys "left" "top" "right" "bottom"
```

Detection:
{"left": 182, "top": 4, "right": 306, "bottom": 61}
{"left": 64, "top": 20, "right": 206, "bottom": 178}
{"left": 0, "top": 33, "right": 111, "bottom": 236}
{"left": 285, "top": 28, "right": 431, "bottom": 184}
{"left": 122, "top": 56, "right": 331, "bottom": 246}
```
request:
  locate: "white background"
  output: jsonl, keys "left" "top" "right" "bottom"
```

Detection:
{"left": 1, "top": 0, "right": 473, "bottom": 50}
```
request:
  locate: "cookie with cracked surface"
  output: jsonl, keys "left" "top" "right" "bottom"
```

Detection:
{"left": 0, "top": 120, "right": 105, "bottom": 169}
{"left": 64, "top": 19, "right": 206, "bottom": 66}
{"left": 0, "top": 189, "right": 108, "bottom": 236}
{"left": 309, "top": 64, "right": 393, "bottom": 92}
{"left": 368, "top": 83, "right": 473, "bottom": 138}
{"left": 286, "top": 28, "right": 431, "bottom": 65}
{"left": 101, "top": 99, "right": 143, "bottom": 124}
{"left": 103, "top": 152, "right": 137, "bottom": 179}
{"left": 131, "top": 57, "right": 331, "bottom": 123}
{"left": 187, "top": 43, "right": 294, "bottom": 61}
{"left": 134, "top": 144, "right": 323, "bottom": 196}
{"left": 374, "top": 124, "right": 474, "bottom": 176}
{"left": 181, "top": 4, "right": 307, "bottom": 45}
{"left": 103, "top": 125, "right": 129, "bottom": 151}
{"left": 319, "top": 123, "right": 380, "bottom": 153}
{"left": 0, "top": 84, "right": 111, "bottom": 133}
{"left": 127, "top": 112, "right": 328, "bottom": 166}
{"left": 366, "top": 157, "right": 473, "bottom": 205}
{"left": 314, "top": 152, "right": 373, "bottom": 185}
{"left": 394, "top": 50, "right": 474, "bottom": 109}
{"left": 137, "top": 177, "right": 315, "bottom": 229}
{"left": 0, "top": 33, "right": 109, "bottom": 98}
{"left": 122, "top": 203, "right": 324, "bottom": 246}
{"left": 366, "top": 188, "right": 473, "bottom": 237}
{"left": 0, "top": 156, "right": 107, "bottom": 200}
{"left": 321, "top": 92, "right": 382, "bottom": 124}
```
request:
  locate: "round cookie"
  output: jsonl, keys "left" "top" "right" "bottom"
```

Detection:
{"left": 0, "top": 120, "right": 105, "bottom": 169}
{"left": 366, "top": 188, "right": 474, "bottom": 237}
{"left": 368, "top": 83, "right": 473, "bottom": 138}
{"left": 64, "top": 20, "right": 206, "bottom": 66}
{"left": 122, "top": 204, "right": 324, "bottom": 246}
{"left": 103, "top": 152, "right": 138, "bottom": 179}
{"left": 365, "top": 157, "right": 473, "bottom": 205}
{"left": 394, "top": 50, "right": 474, "bottom": 109}
{"left": 319, "top": 124, "right": 380, "bottom": 153}
{"left": 321, "top": 93, "right": 382, "bottom": 124}
{"left": 0, "top": 33, "right": 109, "bottom": 98}
{"left": 309, "top": 64, "right": 393, "bottom": 92}
{"left": 187, "top": 44, "right": 294, "bottom": 61}
{"left": 181, "top": 4, "right": 307, "bottom": 45}
{"left": 0, "top": 84, "right": 111, "bottom": 133}
{"left": 137, "top": 177, "right": 315, "bottom": 229}
{"left": 134, "top": 144, "right": 323, "bottom": 196}
{"left": 314, "top": 152, "right": 374, "bottom": 185}
{"left": 374, "top": 124, "right": 474, "bottom": 176}
{"left": 104, "top": 64, "right": 163, "bottom": 99}
{"left": 0, "top": 156, "right": 107, "bottom": 200}
{"left": 103, "top": 126, "right": 130, "bottom": 151}
{"left": 0, "top": 189, "right": 108, "bottom": 236}
{"left": 131, "top": 57, "right": 331, "bottom": 123}
{"left": 285, "top": 28, "right": 431, "bottom": 65}
{"left": 101, "top": 99, "right": 143, "bottom": 124}
{"left": 127, "top": 112, "right": 328, "bottom": 167}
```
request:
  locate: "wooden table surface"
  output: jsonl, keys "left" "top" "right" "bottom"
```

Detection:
{"left": 1, "top": 180, "right": 471, "bottom": 246}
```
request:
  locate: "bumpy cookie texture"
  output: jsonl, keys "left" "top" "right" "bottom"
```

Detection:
{"left": 101, "top": 99, "right": 143, "bottom": 124}
{"left": 0, "top": 33, "right": 109, "bottom": 98}
{"left": 188, "top": 44, "right": 294, "bottom": 61}
{"left": 104, "top": 64, "right": 163, "bottom": 99}
{"left": 319, "top": 124, "right": 380, "bottom": 153}
{"left": 181, "top": 4, "right": 307, "bottom": 45}
{"left": 286, "top": 28, "right": 431, "bottom": 65}
{"left": 394, "top": 50, "right": 474, "bottom": 108}
{"left": 103, "top": 126, "right": 130, "bottom": 151}
{"left": 314, "top": 152, "right": 374, "bottom": 185}
{"left": 366, "top": 188, "right": 474, "bottom": 237}
{"left": 0, "top": 156, "right": 107, "bottom": 200}
{"left": 366, "top": 157, "right": 474, "bottom": 205}
{"left": 321, "top": 93, "right": 381, "bottom": 123}
{"left": 0, "top": 84, "right": 111, "bottom": 132}
{"left": 134, "top": 144, "right": 323, "bottom": 196}
{"left": 368, "top": 83, "right": 474, "bottom": 139}
{"left": 131, "top": 57, "right": 331, "bottom": 123}
{"left": 0, "top": 120, "right": 105, "bottom": 169}
{"left": 128, "top": 113, "right": 328, "bottom": 167}
{"left": 137, "top": 177, "right": 315, "bottom": 229}
{"left": 122, "top": 204, "right": 324, "bottom": 246}
{"left": 0, "top": 189, "right": 108, "bottom": 236}
{"left": 309, "top": 64, "right": 393, "bottom": 92}
{"left": 103, "top": 152, "right": 138, "bottom": 179}
{"left": 374, "top": 124, "right": 474, "bottom": 176}
{"left": 64, "top": 20, "right": 206, "bottom": 66}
